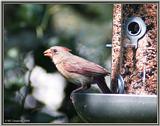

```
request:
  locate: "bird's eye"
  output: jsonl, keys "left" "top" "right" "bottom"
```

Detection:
{"left": 53, "top": 49, "right": 57, "bottom": 53}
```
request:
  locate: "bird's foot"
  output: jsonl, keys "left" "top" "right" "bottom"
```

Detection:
{"left": 70, "top": 89, "right": 80, "bottom": 101}
{"left": 70, "top": 86, "right": 85, "bottom": 101}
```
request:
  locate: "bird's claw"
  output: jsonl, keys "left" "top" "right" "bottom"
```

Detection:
{"left": 70, "top": 93, "right": 75, "bottom": 103}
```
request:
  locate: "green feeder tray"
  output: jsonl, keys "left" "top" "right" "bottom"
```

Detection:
{"left": 72, "top": 93, "right": 157, "bottom": 123}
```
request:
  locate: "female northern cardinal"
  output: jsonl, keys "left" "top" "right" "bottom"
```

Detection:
{"left": 44, "top": 46, "right": 112, "bottom": 95}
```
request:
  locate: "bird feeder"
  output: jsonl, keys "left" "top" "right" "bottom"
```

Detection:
{"left": 72, "top": 3, "right": 157, "bottom": 123}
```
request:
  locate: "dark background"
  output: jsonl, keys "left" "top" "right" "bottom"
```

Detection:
{"left": 3, "top": 3, "right": 113, "bottom": 123}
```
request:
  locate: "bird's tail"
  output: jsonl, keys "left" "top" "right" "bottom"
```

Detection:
{"left": 94, "top": 76, "right": 112, "bottom": 93}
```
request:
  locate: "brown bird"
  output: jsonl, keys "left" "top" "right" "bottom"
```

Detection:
{"left": 44, "top": 46, "right": 112, "bottom": 96}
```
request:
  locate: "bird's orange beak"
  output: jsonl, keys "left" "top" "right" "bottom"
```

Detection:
{"left": 43, "top": 49, "right": 52, "bottom": 57}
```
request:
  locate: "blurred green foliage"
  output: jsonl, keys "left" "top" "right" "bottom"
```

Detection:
{"left": 4, "top": 3, "right": 113, "bottom": 123}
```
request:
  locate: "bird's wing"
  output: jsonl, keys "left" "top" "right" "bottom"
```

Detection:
{"left": 62, "top": 56, "right": 110, "bottom": 77}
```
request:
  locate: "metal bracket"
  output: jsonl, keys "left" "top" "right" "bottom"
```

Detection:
{"left": 125, "top": 17, "right": 146, "bottom": 49}
{"left": 117, "top": 75, "right": 125, "bottom": 94}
